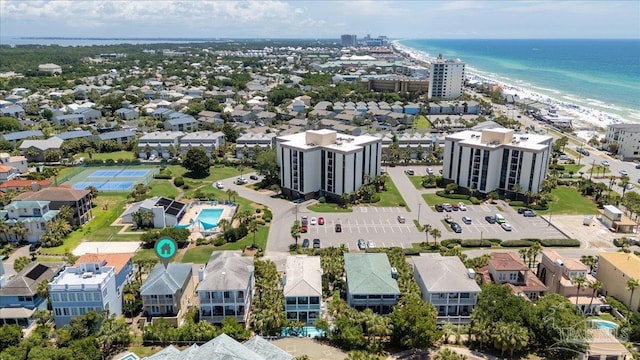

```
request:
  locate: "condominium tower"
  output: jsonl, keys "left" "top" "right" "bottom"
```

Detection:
{"left": 442, "top": 128, "right": 552, "bottom": 194}
{"left": 428, "top": 55, "right": 465, "bottom": 99}
{"left": 341, "top": 34, "right": 358, "bottom": 47}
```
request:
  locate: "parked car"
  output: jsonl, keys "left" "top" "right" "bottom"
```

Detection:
{"left": 523, "top": 210, "right": 537, "bottom": 217}
{"left": 485, "top": 215, "right": 496, "bottom": 224}
{"left": 313, "top": 239, "right": 321, "bottom": 249}
{"left": 495, "top": 214, "right": 506, "bottom": 224}
{"left": 310, "top": 217, "right": 317, "bottom": 225}
{"left": 357, "top": 239, "right": 366, "bottom": 250}
{"left": 435, "top": 204, "right": 444, "bottom": 212}
{"left": 236, "top": 177, "right": 248, "bottom": 184}
{"left": 335, "top": 224, "right": 342, "bottom": 232}
{"left": 318, "top": 217, "right": 325, "bottom": 225}
{"left": 301, "top": 224, "right": 308, "bottom": 233}
{"left": 406, "top": 169, "right": 415, "bottom": 175}
{"left": 620, "top": 170, "right": 628, "bottom": 176}
{"left": 427, "top": 168, "right": 434, "bottom": 174}
{"left": 249, "top": 174, "right": 259, "bottom": 180}
{"left": 443, "top": 203, "right": 453, "bottom": 212}
{"left": 628, "top": 184, "right": 635, "bottom": 190}
{"left": 601, "top": 160, "right": 610, "bottom": 167}
{"left": 451, "top": 222, "right": 462, "bottom": 233}
{"left": 501, "top": 223, "right": 513, "bottom": 231}
{"left": 215, "top": 182, "right": 224, "bottom": 189}
{"left": 397, "top": 215, "right": 406, "bottom": 223}
{"left": 444, "top": 214, "right": 454, "bottom": 224}
{"left": 458, "top": 202, "right": 467, "bottom": 211}
{"left": 302, "top": 239, "right": 309, "bottom": 248}
{"left": 29, "top": 243, "right": 40, "bottom": 253}
{"left": 518, "top": 207, "right": 532, "bottom": 214}
{"left": 452, "top": 203, "right": 460, "bottom": 211}
{"left": 462, "top": 216, "right": 472, "bottom": 224}
{"left": 559, "top": 154, "right": 569, "bottom": 160}
{"left": 367, "top": 241, "right": 376, "bottom": 248}
{"left": 636, "top": 163, "right": 640, "bottom": 169}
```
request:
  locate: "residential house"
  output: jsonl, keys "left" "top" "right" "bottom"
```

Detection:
{"left": 231, "top": 109, "right": 253, "bottom": 123}
{"left": 197, "top": 110, "right": 224, "bottom": 126}
{"left": 19, "top": 137, "right": 64, "bottom": 162}
{"left": 597, "top": 252, "right": 640, "bottom": 312}
{"left": 51, "top": 113, "right": 85, "bottom": 126}
{"left": 73, "top": 108, "right": 101, "bottom": 122}
{"left": 197, "top": 251, "right": 254, "bottom": 324}
{"left": 412, "top": 253, "right": 481, "bottom": 324}
{"left": 404, "top": 103, "right": 421, "bottom": 115}
{"left": 0, "top": 153, "right": 28, "bottom": 173}
{"left": 141, "top": 263, "right": 195, "bottom": 326}
{"left": 143, "top": 334, "right": 294, "bottom": 360}
{"left": 38, "top": 63, "right": 62, "bottom": 73}
{"left": 0, "top": 179, "right": 51, "bottom": 193}
{"left": 479, "top": 252, "right": 548, "bottom": 301}
{"left": 0, "top": 105, "right": 25, "bottom": 119}
{"left": 0, "top": 262, "right": 65, "bottom": 328}
{"left": 152, "top": 108, "right": 175, "bottom": 121}
{"left": 49, "top": 260, "right": 121, "bottom": 328}
{"left": 0, "top": 165, "right": 18, "bottom": 182}
{"left": 97, "top": 130, "right": 136, "bottom": 145}
{"left": 580, "top": 329, "right": 632, "bottom": 360}
{"left": 115, "top": 108, "right": 139, "bottom": 120}
{"left": 283, "top": 255, "right": 322, "bottom": 325}
{"left": 1, "top": 130, "right": 44, "bottom": 146}
{"left": 236, "top": 132, "right": 277, "bottom": 159}
{"left": 75, "top": 253, "right": 134, "bottom": 293}
{"left": 54, "top": 130, "right": 94, "bottom": 141}
{"left": 137, "top": 131, "right": 185, "bottom": 159}
{"left": 121, "top": 196, "right": 186, "bottom": 228}
{"left": 179, "top": 131, "right": 225, "bottom": 158}
{"left": 1, "top": 200, "right": 59, "bottom": 243}
{"left": 164, "top": 115, "right": 198, "bottom": 132}
{"left": 14, "top": 187, "right": 93, "bottom": 226}
{"left": 344, "top": 253, "right": 400, "bottom": 314}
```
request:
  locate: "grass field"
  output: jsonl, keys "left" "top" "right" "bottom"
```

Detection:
{"left": 377, "top": 178, "right": 408, "bottom": 209}
{"left": 585, "top": 165, "right": 611, "bottom": 175}
{"left": 149, "top": 179, "right": 180, "bottom": 199}
{"left": 308, "top": 203, "right": 353, "bottom": 213}
{"left": 557, "top": 164, "right": 585, "bottom": 174}
{"left": 181, "top": 245, "right": 215, "bottom": 263}
{"left": 537, "top": 186, "right": 598, "bottom": 215}
{"left": 422, "top": 193, "right": 472, "bottom": 208}
{"left": 181, "top": 224, "right": 270, "bottom": 262}
{"left": 412, "top": 115, "right": 431, "bottom": 130}
{"left": 408, "top": 175, "right": 424, "bottom": 189}
{"left": 76, "top": 151, "right": 135, "bottom": 161}
{"left": 165, "top": 165, "right": 251, "bottom": 182}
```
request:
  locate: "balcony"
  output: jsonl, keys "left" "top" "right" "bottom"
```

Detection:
{"left": 144, "top": 298, "right": 175, "bottom": 306}
{"left": 200, "top": 314, "right": 248, "bottom": 324}
{"left": 201, "top": 297, "right": 245, "bottom": 304}
{"left": 285, "top": 304, "right": 322, "bottom": 311}
{"left": 436, "top": 315, "right": 471, "bottom": 324}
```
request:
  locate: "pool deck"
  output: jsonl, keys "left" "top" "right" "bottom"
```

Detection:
{"left": 179, "top": 202, "right": 235, "bottom": 240}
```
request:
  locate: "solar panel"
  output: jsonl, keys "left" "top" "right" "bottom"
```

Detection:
{"left": 156, "top": 198, "right": 172, "bottom": 207}
{"left": 166, "top": 207, "right": 180, "bottom": 216}
{"left": 26, "top": 264, "right": 48, "bottom": 281}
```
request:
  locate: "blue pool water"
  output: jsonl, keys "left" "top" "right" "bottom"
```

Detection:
{"left": 589, "top": 319, "right": 619, "bottom": 332}
{"left": 117, "top": 354, "right": 140, "bottom": 360}
{"left": 197, "top": 208, "right": 223, "bottom": 230}
{"left": 281, "top": 326, "right": 325, "bottom": 338}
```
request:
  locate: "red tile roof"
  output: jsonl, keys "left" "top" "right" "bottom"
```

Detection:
{"left": 0, "top": 179, "right": 52, "bottom": 188}
{"left": 75, "top": 253, "right": 133, "bottom": 274}
{"left": 489, "top": 252, "right": 529, "bottom": 271}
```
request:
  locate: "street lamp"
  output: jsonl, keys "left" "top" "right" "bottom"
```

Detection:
{"left": 417, "top": 203, "right": 422, "bottom": 222}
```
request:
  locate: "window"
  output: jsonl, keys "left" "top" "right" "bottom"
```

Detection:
{"left": 286, "top": 297, "right": 296, "bottom": 305}
{"left": 102, "top": 288, "right": 108, "bottom": 297}
{"left": 60, "top": 293, "right": 68, "bottom": 302}
{"left": 71, "top": 308, "right": 78, "bottom": 316}
{"left": 509, "top": 273, "right": 517, "bottom": 281}
{"left": 498, "top": 273, "right": 506, "bottom": 281}
{"left": 51, "top": 293, "right": 59, "bottom": 302}
{"left": 93, "top": 292, "right": 100, "bottom": 301}
{"left": 68, "top": 293, "right": 76, "bottom": 302}
{"left": 76, "top": 293, "right": 84, "bottom": 302}
{"left": 310, "top": 297, "right": 320, "bottom": 305}
{"left": 55, "top": 308, "right": 62, "bottom": 316}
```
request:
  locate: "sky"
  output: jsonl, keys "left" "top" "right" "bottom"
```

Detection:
{"left": 0, "top": 0, "right": 638, "bottom": 39}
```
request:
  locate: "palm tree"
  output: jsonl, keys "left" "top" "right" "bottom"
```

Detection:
{"left": 527, "top": 242, "right": 542, "bottom": 268}
{"left": 248, "top": 219, "right": 259, "bottom": 248}
{"left": 587, "top": 280, "right": 602, "bottom": 315}
{"left": 430, "top": 228, "right": 442, "bottom": 244}
{"left": 11, "top": 222, "right": 28, "bottom": 243}
{"left": 572, "top": 274, "right": 588, "bottom": 308}
{"left": 433, "top": 348, "right": 468, "bottom": 360}
{"left": 217, "top": 218, "right": 231, "bottom": 233}
{"left": 626, "top": 278, "right": 640, "bottom": 318}
{"left": 619, "top": 174, "right": 630, "bottom": 197}
{"left": 441, "top": 322, "right": 456, "bottom": 344}
{"left": 140, "top": 211, "right": 155, "bottom": 228}
{"left": 493, "top": 322, "right": 529, "bottom": 358}
{"left": 518, "top": 248, "right": 528, "bottom": 263}
{"left": 580, "top": 255, "right": 598, "bottom": 272}
{"left": 0, "top": 218, "right": 10, "bottom": 243}
{"left": 290, "top": 220, "right": 301, "bottom": 247}
{"left": 421, "top": 224, "right": 432, "bottom": 245}
{"left": 226, "top": 189, "right": 238, "bottom": 203}
{"left": 57, "top": 205, "right": 74, "bottom": 225}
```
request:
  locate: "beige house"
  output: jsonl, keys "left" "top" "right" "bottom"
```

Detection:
{"left": 537, "top": 250, "right": 597, "bottom": 312}
{"left": 141, "top": 263, "right": 196, "bottom": 326}
{"left": 597, "top": 253, "right": 640, "bottom": 312}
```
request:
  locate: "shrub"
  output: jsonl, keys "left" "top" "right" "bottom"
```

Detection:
{"left": 469, "top": 196, "right": 482, "bottom": 205}
{"left": 486, "top": 238, "right": 503, "bottom": 245}
{"left": 460, "top": 239, "right": 493, "bottom": 247}
{"left": 530, "top": 204, "right": 549, "bottom": 210}
{"left": 613, "top": 238, "right": 628, "bottom": 247}
{"left": 255, "top": 208, "right": 262, "bottom": 214}
{"left": 509, "top": 201, "right": 525, "bottom": 207}
{"left": 255, "top": 219, "right": 266, "bottom": 225}
{"left": 196, "top": 238, "right": 210, "bottom": 246}
{"left": 213, "top": 237, "right": 226, "bottom": 246}
{"left": 318, "top": 196, "right": 326, "bottom": 203}
{"left": 606, "top": 296, "right": 629, "bottom": 313}
{"left": 435, "top": 191, "right": 470, "bottom": 200}
{"left": 173, "top": 177, "right": 184, "bottom": 187}
{"left": 540, "top": 238, "right": 581, "bottom": 247}
{"left": 262, "top": 209, "right": 273, "bottom": 222}
{"left": 182, "top": 184, "right": 190, "bottom": 190}
{"left": 501, "top": 240, "right": 535, "bottom": 247}
{"left": 440, "top": 239, "right": 462, "bottom": 248}
{"left": 155, "top": 173, "right": 172, "bottom": 179}
{"left": 403, "top": 248, "right": 422, "bottom": 256}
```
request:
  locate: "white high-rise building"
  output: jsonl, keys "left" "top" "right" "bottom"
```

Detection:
{"left": 442, "top": 128, "right": 553, "bottom": 194}
{"left": 605, "top": 123, "right": 640, "bottom": 161}
{"left": 428, "top": 55, "right": 465, "bottom": 99}
{"left": 276, "top": 130, "right": 382, "bottom": 199}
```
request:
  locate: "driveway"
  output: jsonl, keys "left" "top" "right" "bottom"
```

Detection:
{"left": 2, "top": 245, "right": 30, "bottom": 280}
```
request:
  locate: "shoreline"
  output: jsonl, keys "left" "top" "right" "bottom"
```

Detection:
{"left": 392, "top": 40, "right": 633, "bottom": 141}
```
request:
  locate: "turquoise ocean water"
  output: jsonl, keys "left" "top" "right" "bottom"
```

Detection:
{"left": 400, "top": 39, "right": 640, "bottom": 123}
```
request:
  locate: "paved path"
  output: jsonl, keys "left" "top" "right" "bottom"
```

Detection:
{"left": 2, "top": 245, "right": 29, "bottom": 279}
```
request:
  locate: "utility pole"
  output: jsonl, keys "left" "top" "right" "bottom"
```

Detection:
{"left": 589, "top": 160, "right": 595, "bottom": 181}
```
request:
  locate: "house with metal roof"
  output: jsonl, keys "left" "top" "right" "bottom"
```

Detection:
{"left": 97, "top": 130, "right": 136, "bottom": 145}
{"left": 143, "top": 333, "right": 294, "bottom": 360}
{"left": 0, "top": 262, "right": 65, "bottom": 328}
{"left": 53, "top": 130, "right": 93, "bottom": 141}
{"left": 164, "top": 115, "right": 198, "bottom": 132}
{"left": 412, "top": 253, "right": 481, "bottom": 324}
{"left": 19, "top": 137, "right": 64, "bottom": 161}
{"left": 1, "top": 130, "right": 44, "bottom": 145}
{"left": 73, "top": 107, "right": 101, "bottom": 122}
{"left": 344, "top": 253, "right": 400, "bottom": 314}
{"left": 235, "top": 132, "right": 277, "bottom": 159}
{"left": 51, "top": 113, "right": 85, "bottom": 126}
{"left": 115, "top": 108, "right": 139, "bottom": 121}
{"left": 0, "top": 105, "right": 25, "bottom": 119}
{"left": 1, "top": 200, "right": 59, "bottom": 243}
{"left": 121, "top": 196, "right": 186, "bottom": 228}
{"left": 141, "top": 263, "right": 195, "bottom": 326}
{"left": 179, "top": 131, "right": 225, "bottom": 158}
{"left": 137, "top": 131, "right": 185, "bottom": 159}
{"left": 197, "top": 251, "right": 254, "bottom": 324}
{"left": 283, "top": 255, "right": 322, "bottom": 325}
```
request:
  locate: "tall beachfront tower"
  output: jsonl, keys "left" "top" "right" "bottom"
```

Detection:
{"left": 341, "top": 34, "right": 358, "bottom": 47}
{"left": 428, "top": 54, "right": 465, "bottom": 99}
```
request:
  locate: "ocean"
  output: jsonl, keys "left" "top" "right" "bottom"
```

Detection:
{"left": 399, "top": 39, "right": 640, "bottom": 123}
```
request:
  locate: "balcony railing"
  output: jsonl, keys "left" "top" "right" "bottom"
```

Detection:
{"left": 200, "top": 297, "right": 246, "bottom": 304}
{"left": 436, "top": 315, "right": 471, "bottom": 324}
{"left": 200, "top": 314, "right": 247, "bottom": 323}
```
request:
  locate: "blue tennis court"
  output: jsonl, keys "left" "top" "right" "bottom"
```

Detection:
{"left": 118, "top": 170, "right": 150, "bottom": 177}
{"left": 64, "top": 166, "right": 158, "bottom": 192}
{"left": 72, "top": 181, "right": 135, "bottom": 191}
{"left": 88, "top": 169, "right": 149, "bottom": 178}
{"left": 89, "top": 169, "right": 121, "bottom": 178}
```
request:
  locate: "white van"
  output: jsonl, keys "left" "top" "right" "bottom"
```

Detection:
{"left": 495, "top": 214, "right": 506, "bottom": 224}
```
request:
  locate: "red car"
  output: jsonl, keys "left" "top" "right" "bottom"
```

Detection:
{"left": 318, "top": 217, "right": 325, "bottom": 225}
{"left": 301, "top": 225, "right": 308, "bottom": 233}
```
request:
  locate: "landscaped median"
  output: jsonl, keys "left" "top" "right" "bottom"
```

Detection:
{"left": 412, "top": 237, "right": 581, "bottom": 251}
{"left": 308, "top": 177, "right": 409, "bottom": 213}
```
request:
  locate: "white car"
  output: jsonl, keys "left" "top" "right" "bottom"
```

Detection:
{"left": 620, "top": 170, "right": 628, "bottom": 176}
{"left": 310, "top": 217, "right": 317, "bottom": 225}
{"left": 215, "top": 182, "right": 224, "bottom": 189}
{"left": 501, "top": 223, "right": 513, "bottom": 231}
{"left": 458, "top": 202, "right": 467, "bottom": 211}
{"left": 601, "top": 160, "right": 610, "bottom": 167}
{"left": 236, "top": 177, "right": 247, "bottom": 184}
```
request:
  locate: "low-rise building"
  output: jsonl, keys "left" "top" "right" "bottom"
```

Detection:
{"left": 597, "top": 252, "right": 640, "bottom": 312}
{"left": 605, "top": 123, "right": 640, "bottom": 161}
{"left": 115, "top": 108, "right": 139, "bottom": 120}
{"left": 38, "top": 63, "right": 62, "bottom": 73}
{"left": 344, "top": 253, "right": 400, "bottom": 314}
{"left": 179, "top": 131, "right": 225, "bottom": 158}
{"left": 283, "top": 255, "right": 322, "bottom": 325}
{"left": 197, "top": 251, "right": 254, "bottom": 324}
{"left": 0, "top": 153, "right": 28, "bottom": 173}
{"left": 19, "top": 137, "right": 64, "bottom": 162}
{"left": 52, "top": 113, "right": 85, "bottom": 126}
{"left": 600, "top": 205, "right": 638, "bottom": 234}
{"left": 0, "top": 105, "right": 25, "bottom": 119}
{"left": 121, "top": 196, "right": 186, "bottom": 228}
{"left": 141, "top": 263, "right": 195, "bottom": 326}
{"left": 164, "top": 115, "right": 198, "bottom": 132}
{"left": 14, "top": 187, "right": 93, "bottom": 226}
{"left": 412, "top": 253, "right": 481, "bottom": 324}
{"left": 479, "top": 252, "right": 548, "bottom": 301}
{"left": 2, "top": 130, "right": 44, "bottom": 146}
{"left": 97, "top": 130, "right": 137, "bottom": 145}
{"left": 236, "top": 132, "right": 277, "bottom": 159}
{"left": 1, "top": 200, "right": 59, "bottom": 243}
{"left": 74, "top": 253, "right": 134, "bottom": 293}
{"left": 137, "top": 131, "right": 185, "bottom": 159}
{"left": 0, "top": 179, "right": 51, "bottom": 193}
{"left": 0, "top": 165, "right": 18, "bottom": 182}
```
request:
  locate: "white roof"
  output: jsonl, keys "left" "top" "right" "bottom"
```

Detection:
{"left": 283, "top": 255, "right": 322, "bottom": 297}
{"left": 412, "top": 253, "right": 481, "bottom": 293}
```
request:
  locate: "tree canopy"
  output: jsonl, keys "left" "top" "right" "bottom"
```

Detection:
{"left": 182, "top": 147, "right": 210, "bottom": 177}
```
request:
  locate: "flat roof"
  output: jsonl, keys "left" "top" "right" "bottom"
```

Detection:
{"left": 277, "top": 130, "right": 381, "bottom": 153}
{"left": 446, "top": 129, "right": 552, "bottom": 152}
{"left": 51, "top": 266, "right": 114, "bottom": 286}
{"left": 599, "top": 253, "right": 640, "bottom": 280}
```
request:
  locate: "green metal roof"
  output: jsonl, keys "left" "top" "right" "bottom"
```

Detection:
{"left": 344, "top": 253, "right": 400, "bottom": 295}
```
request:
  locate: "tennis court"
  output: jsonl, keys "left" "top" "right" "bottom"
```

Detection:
{"left": 64, "top": 166, "right": 158, "bottom": 192}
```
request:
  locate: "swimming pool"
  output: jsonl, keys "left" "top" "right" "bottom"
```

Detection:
{"left": 197, "top": 208, "right": 224, "bottom": 230}
{"left": 115, "top": 353, "right": 140, "bottom": 360}
{"left": 589, "top": 319, "right": 619, "bottom": 332}
{"left": 281, "top": 326, "right": 326, "bottom": 338}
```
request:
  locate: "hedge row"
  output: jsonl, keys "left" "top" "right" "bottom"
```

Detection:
{"left": 460, "top": 239, "right": 493, "bottom": 247}
{"left": 540, "top": 238, "right": 580, "bottom": 247}
{"left": 435, "top": 191, "right": 470, "bottom": 200}
{"left": 83, "top": 158, "right": 142, "bottom": 166}
{"left": 501, "top": 240, "right": 535, "bottom": 247}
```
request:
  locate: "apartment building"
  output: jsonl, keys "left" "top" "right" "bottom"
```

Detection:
{"left": 179, "top": 131, "right": 225, "bottom": 158}
{"left": 137, "top": 131, "right": 185, "bottom": 159}
{"left": 344, "top": 253, "right": 400, "bottom": 314}
{"left": 49, "top": 261, "right": 120, "bottom": 328}
{"left": 283, "top": 255, "right": 322, "bottom": 325}
{"left": 197, "top": 251, "right": 254, "bottom": 325}
{"left": 341, "top": 34, "right": 357, "bottom": 47}
{"left": 428, "top": 55, "right": 465, "bottom": 99}
{"left": 605, "top": 123, "right": 640, "bottom": 161}
{"left": 479, "top": 252, "right": 548, "bottom": 301}
{"left": 442, "top": 128, "right": 553, "bottom": 194}
{"left": 276, "top": 129, "right": 382, "bottom": 199}
{"left": 412, "top": 254, "right": 481, "bottom": 324}
{"left": 597, "top": 252, "right": 640, "bottom": 312}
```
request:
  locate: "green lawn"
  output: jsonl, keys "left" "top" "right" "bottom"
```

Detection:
{"left": 308, "top": 203, "right": 353, "bottom": 213}
{"left": 133, "top": 249, "right": 160, "bottom": 263}
{"left": 36, "top": 256, "right": 65, "bottom": 262}
{"left": 408, "top": 175, "right": 424, "bottom": 189}
{"left": 181, "top": 246, "right": 215, "bottom": 263}
{"left": 538, "top": 186, "right": 598, "bottom": 215}
{"left": 76, "top": 151, "right": 135, "bottom": 161}
{"left": 585, "top": 165, "right": 611, "bottom": 175}
{"left": 165, "top": 165, "right": 252, "bottom": 183}
{"left": 377, "top": 178, "right": 408, "bottom": 209}
{"left": 216, "top": 225, "right": 269, "bottom": 251}
{"left": 149, "top": 180, "right": 179, "bottom": 199}
{"left": 557, "top": 164, "right": 585, "bottom": 174}
{"left": 412, "top": 115, "right": 431, "bottom": 129}
{"left": 422, "top": 193, "right": 471, "bottom": 208}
